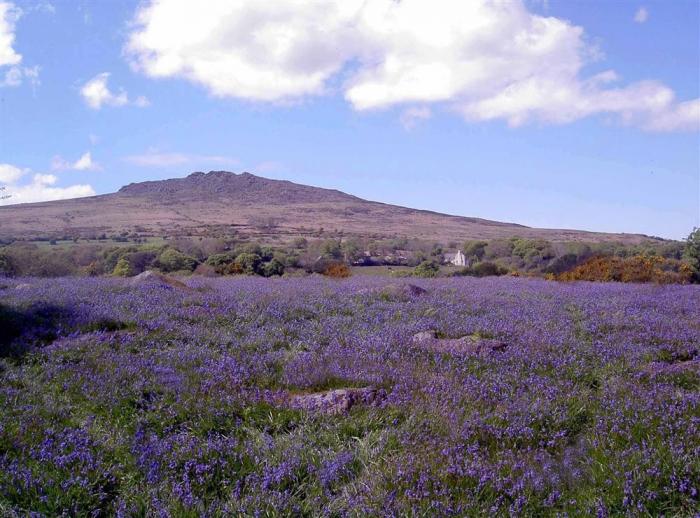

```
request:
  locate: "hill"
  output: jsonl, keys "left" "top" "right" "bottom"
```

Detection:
{"left": 0, "top": 171, "right": 653, "bottom": 244}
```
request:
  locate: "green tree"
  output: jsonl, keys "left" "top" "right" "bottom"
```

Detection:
{"left": 341, "top": 239, "right": 362, "bottom": 262}
{"left": 261, "top": 258, "right": 285, "bottom": 277}
{"left": 205, "top": 252, "right": 236, "bottom": 272}
{"left": 112, "top": 258, "right": 133, "bottom": 277}
{"left": 234, "top": 253, "right": 261, "bottom": 275}
{"left": 320, "top": 239, "right": 342, "bottom": 260}
{"left": 463, "top": 240, "right": 488, "bottom": 261}
{"left": 683, "top": 227, "right": 700, "bottom": 279}
{"left": 414, "top": 260, "right": 440, "bottom": 278}
{"left": 157, "top": 248, "right": 197, "bottom": 272}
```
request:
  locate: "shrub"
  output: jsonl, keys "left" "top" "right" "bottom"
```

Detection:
{"left": 463, "top": 240, "right": 488, "bottom": 261}
{"left": 82, "top": 261, "right": 103, "bottom": 276}
{"left": 261, "top": 258, "right": 285, "bottom": 277}
{"left": 558, "top": 255, "right": 693, "bottom": 284}
{"left": 0, "top": 251, "right": 14, "bottom": 277}
{"left": 205, "top": 252, "right": 237, "bottom": 274}
{"left": 484, "top": 239, "right": 515, "bottom": 260}
{"left": 224, "top": 262, "right": 244, "bottom": 275}
{"left": 157, "top": 248, "right": 198, "bottom": 273}
{"left": 292, "top": 237, "right": 308, "bottom": 249}
{"left": 544, "top": 253, "right": 582, "bottom": 275}
{"left": 234, "top": 253, "right": 261, "bottom": 275}
{"left": 112, "top": 258, "right": 133, "bottom": 277}
{"left": 1, "top": 244, "right": 76, "bottom": 277}
{"left": 454, "top": 261, "right": 509, "bottom": 277}
{"left": 102, "top": 246, "right": 138, "bottom": 273}
{"left": 413, "top": 260, "right": 440, "bottom": 278}
{"left": 127, "top": 250, "right": 159, "bottom": 274}
{"left": 323, "top": 262, "right": 351, "bottom": 278}
{"left": 683, "top": 227, "right": 700, "bottom": 281}
{"left": 320, "top": 240, "right": 342, "bottom": 260}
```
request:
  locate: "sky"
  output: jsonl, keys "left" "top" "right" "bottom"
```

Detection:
{"left": 0, "top": 0, "right": 698, "bottom": 240}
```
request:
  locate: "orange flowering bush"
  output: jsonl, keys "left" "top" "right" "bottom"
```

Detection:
{"left": 323, "top": 262, "right": 351, "bottom": 278}
{"left": 557, "top": 255, "right": 693, "bottom": 284}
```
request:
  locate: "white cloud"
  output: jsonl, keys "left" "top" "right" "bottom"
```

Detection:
{"left": 73, "top": 151, "right": 99, "bottom": 171}
{"left": 400, "top": 106, "right": 432, "bottom": 130}
{"left": 0, "top": 3, "right": 41, "bottom": 90}
{"left": 0, "top": 2, "right": 21, "bottom": 68}
{"left": 1, "top": 63, "right": 40, "bottom": 88}
{"left": 253, "top": 160, "right": 288, "bottom": 175}
{"left": 125, "top": 0, "right": 698, "bottom": 132}
{"left": 0, "top": 162, "right": 24, "bottom": 183}
{"left": 634, "top": 7, "right": 648, "bottom": 23}
{"left": 642, "top": 98, "right": 700, "bottom": 132}
{"left": 80, "top": 72, "right": 149, "bottom": 109}
{"left": 31, "top": 2, "right": 55, "bottom": 15}
{"left": 51, "top": 151, "right": 101, "bottom": 171}
{"left": 123, "top": 149, "right": 239, "bottom": 168}
{"left": 133, "top": 95, "right": 150, "bottom": 107}
{"left": 0, "top": 162, "right": 95, "bottom": 205}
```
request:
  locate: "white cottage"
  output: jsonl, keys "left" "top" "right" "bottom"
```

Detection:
{"left": 444, "top": 250, "right": 467, "bottom": 266}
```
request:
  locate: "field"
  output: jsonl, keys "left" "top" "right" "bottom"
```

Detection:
{"left": 0, "top": 276, "right": 698, "bottom": 516}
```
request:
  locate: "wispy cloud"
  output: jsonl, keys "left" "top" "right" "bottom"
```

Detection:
{"left": 123, "top": 149, "right": 239, "bottom": 168}
{"left": 400, "top": 107, "right": 432, "bottom": 130}
{"left": 634, "top": 7, "right": 648, "bottom": 23}
{"left": 0, "top": 3, "right": 41, "bottom": 90}
{"left": 51, "top": 151, "right": 101, "bottom": 171}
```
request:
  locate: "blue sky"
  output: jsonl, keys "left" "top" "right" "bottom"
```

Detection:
{"left": 0, "top": 0, "right": 698, "bottom": 240}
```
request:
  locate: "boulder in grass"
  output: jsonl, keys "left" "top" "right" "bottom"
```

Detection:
{"left": 412, "top": 330, "right": 437, "bottom": 343}
{"left": 129, "top": 270, "right": 189, "bottom": 290}
{"left": 15, "top": 283, "right": 32, "bottom": 290}
{"left": 378, "top": 283, "right": 427, "bottom": 300}
{"left": 289, "top": 387, "right": 385, "bottom": 415}
{"left": 413, "top": 331, "right": 508, "bottom": 357}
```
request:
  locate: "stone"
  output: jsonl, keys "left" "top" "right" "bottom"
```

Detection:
{"left": 416, "top": 333, "right": 508, "bottom": 357}
{"left": 412, "top": 330, "right": 437, "bottom": 343}
{"left": 289, "top": 387, "right": 385, "bottom": 415}
{"left": 129, "top": 270, "right": 190, "bottom": 290}
{"left": 14, "top": 283, "right": 32, "bottom": 290}
{"left": 378, "top": 283, "right": 428, "bottom": 300}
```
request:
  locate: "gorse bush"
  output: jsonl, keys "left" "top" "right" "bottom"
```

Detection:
{"left": 323, "top": 262, "right": 351, "bottom": 278}
{"left": 557, "top": 255, "right": 693, "bottom": 284}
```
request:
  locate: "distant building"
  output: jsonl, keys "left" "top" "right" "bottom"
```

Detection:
{"left": 444, "top": 250, "right": 467, "bottom": 266}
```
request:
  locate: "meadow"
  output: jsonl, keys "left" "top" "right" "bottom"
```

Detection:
{"left": 0, "top": 276, "right": 698, "bottom": 516}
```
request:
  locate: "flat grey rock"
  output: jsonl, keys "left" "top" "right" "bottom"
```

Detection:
{"left": 129, "top": 270, "right": 189, "bottom": 289}
{"left": 414, "top": 332, "right": 508, "bottom": 357}
{"left": 289, "top": 387, "right": 385, "bottom": 415}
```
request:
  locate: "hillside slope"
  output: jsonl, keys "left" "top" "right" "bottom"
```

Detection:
{"left": 0, "top": 171, "right": 651, "bottom": 243}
